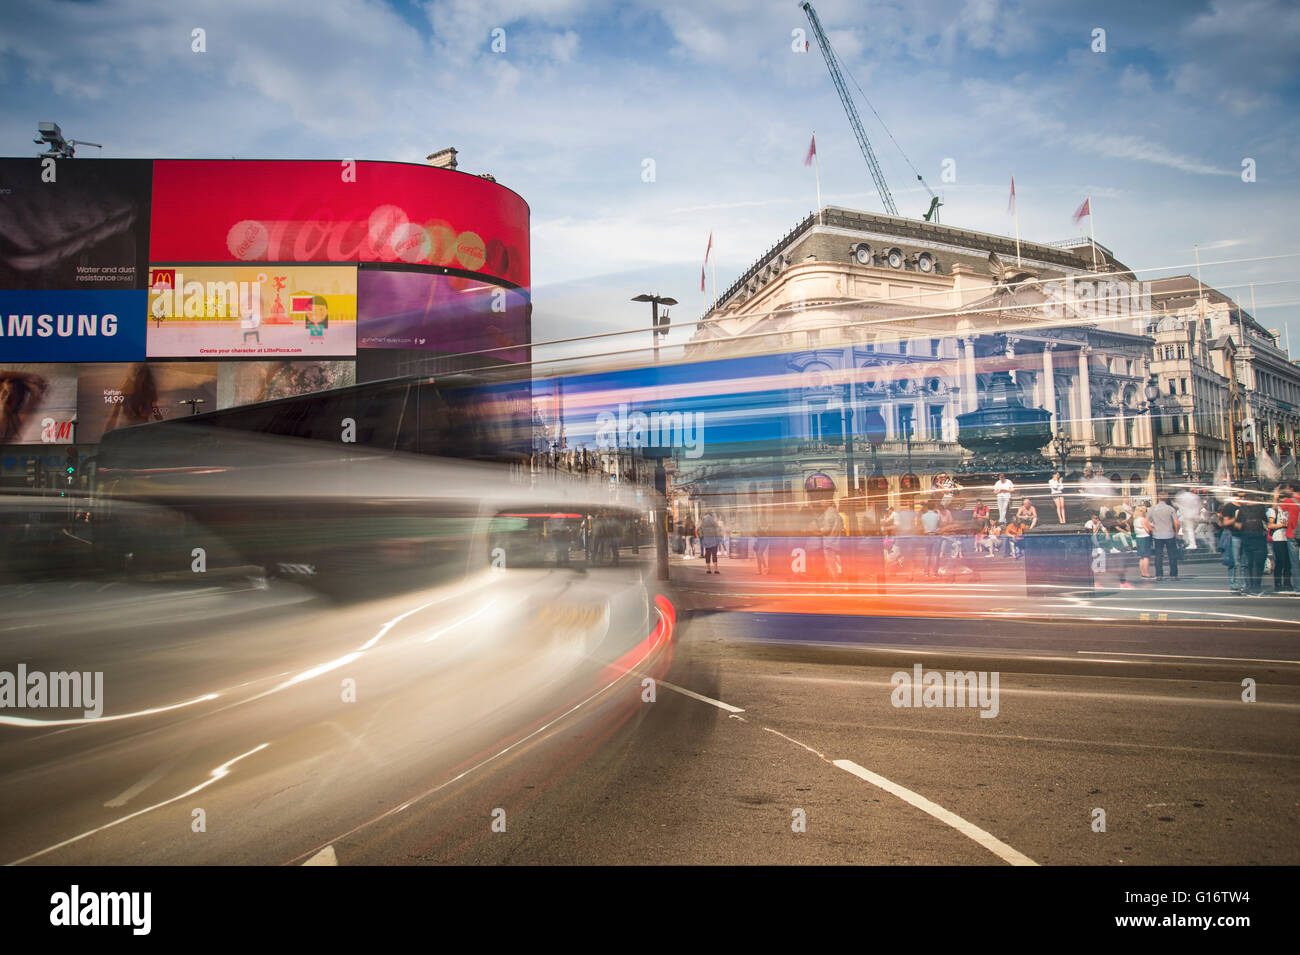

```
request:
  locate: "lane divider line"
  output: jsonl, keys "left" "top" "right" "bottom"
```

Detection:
{"left": 8, "top": 743, "right": 268, "bottom": 866}
{"left": 103, "top": 761, "right": 175, "bottom": 808}
{"left": 668, "top": 686, "right": 1039, "bottom": 866}
{"left": 658, "top": 680, "right": 745, "bottom": 713}
{"left": 1077, "top": 649, "right": 1300, "bottom": 665}
{"left": 830, "top": 759, "right": 1037, "bottom": 865}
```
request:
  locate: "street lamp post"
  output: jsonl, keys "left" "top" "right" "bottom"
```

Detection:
{"left": 1050, "top": 427, "right": 1072, "bottom": 476}
{"left": 632, "top": 293, "right": 678, "bottom": 582}
{"left": 631, "top": 293, "right": 677, "bottom": 363}
{"left": 1144, "top": 376, "right": 1162, "bottom": 498}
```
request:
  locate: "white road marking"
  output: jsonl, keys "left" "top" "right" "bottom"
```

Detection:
{"left": 763, "top": 726, "right": 824, "bottom": 758}
{"left": 303, "top": 845, "right": 338, "bottom": 866}
{"left": 424, "top": 601, "right": 496, "bottom": 643}
{"left": 832, "top": 758, "right": 1038, "bottom": 866}
{"left": 657, "top": 680, "right": 745, "bottom": 713}
{"left": 104, "top": 762, "right": 174, "bottom": 807}
{"left": 8, "top": 743, "right": 268, "bottom": 865}
{"left": 1077, "top": 649, "right": 1300, "bottom": 666}
{"left": 362, "top": 597, "right": 445, "bottom": 651}
{"left": 656, "top": 686, "right": 1038, "bottom": 865}
{"left": 0, "top": 692, "right": 219, "bottom": 728}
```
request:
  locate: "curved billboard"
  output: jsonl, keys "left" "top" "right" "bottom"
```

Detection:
{"left": 148, "top": 160, "right": 530, "bottom": 288}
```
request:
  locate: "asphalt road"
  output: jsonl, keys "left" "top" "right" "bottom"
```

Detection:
{"left": 1, "top": 568, "right": 1296, "bottom": 866}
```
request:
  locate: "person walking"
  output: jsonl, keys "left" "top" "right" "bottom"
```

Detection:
{"left": 816, "top": 498, "right": 844, "bottom": 581}
{"left": 1267, "top": 492, "right": 1292, "bottom": 593}
{"left": 1133, "top": 504, "right": 1154, "bottom": 580}
{"left": 994, "top": 474, "right": 1014, "bottom": 524}
{"left": 1216, "top": 495, "right": 1244, "bottom": 593}
{"left": 1235, "top": 498, "right": 1269, "bottom": 596}
{"left": 700, "top": 512, "right": 721, "bottom": 574}
{"left": 1175, "top": 488, "right": 1200, "bottom": 550}
{"left": 920, "top": 501, "right": 943, "bottom": 577}
{"left": 1049, "top": 471, "right": 1066, "bottom": 524}
{"left": 1280, "top": 481, "right": 1300, "bottom": 593}
{"left": 754, "top": 510, "right": 771, "bottom": 575}
{"left": 1148, "top": 493, "right": 1180, "bottom": 582}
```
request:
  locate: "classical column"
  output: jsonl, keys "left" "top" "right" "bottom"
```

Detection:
{"left": 1042, "top": 342, "right": 1057, "bottom": 433}
{"left": 961, "top": 336, "right": 978, "bottom": 413}
{"left": 915, "top": 399, "right": 927, "bottom": 441}
{"left": 1078, "top": 346, "right": 1093, "bottom": 450}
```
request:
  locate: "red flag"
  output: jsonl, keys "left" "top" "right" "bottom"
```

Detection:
{"left": 1007, "top": 175, "right": 1016, "bottom": 215}
{"left": 700, "top": 266, "right": 706, "bottom": 292}
{"left": 704, "top": 231, "right": 713, "bottom": 262}
{"left": 1072, "top": 196, "right": 1091, "bottom": 225}
{"left": 804, "top": 134, "right": 817, "bottom": 167}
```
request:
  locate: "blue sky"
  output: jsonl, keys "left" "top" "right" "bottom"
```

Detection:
{"left": 2, "top": 0, "right": 1298, "bottom": 359}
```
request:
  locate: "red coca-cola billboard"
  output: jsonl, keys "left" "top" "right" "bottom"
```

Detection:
{"left": 149, "top": 160, "right": 529, "bottom": 288}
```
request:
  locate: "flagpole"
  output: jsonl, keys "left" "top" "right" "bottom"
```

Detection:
{"left": 710, "top": 232, "right": 718, "bottom": 311}
{"left": 1012, "top": 174, "right": 1021, "bottom": 267}
{"left": 813, "top": 130, "right": 823, "bottom": 224}
{"left": 1088, "top": 195, "right": 1098, "bottom": 271}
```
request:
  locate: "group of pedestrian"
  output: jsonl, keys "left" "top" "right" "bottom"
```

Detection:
{"left": 675, "top": 512, "right": 731, "bottom": 572}
{"left": 1215, "top": 481, "right": 1298, "bottom": 596}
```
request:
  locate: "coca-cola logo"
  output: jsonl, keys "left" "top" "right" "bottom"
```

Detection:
{"left": 222, "top": 209, "right": 514, "bottom": 280}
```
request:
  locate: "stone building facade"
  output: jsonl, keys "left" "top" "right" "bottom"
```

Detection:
{"left": 684, "top": 207, "right": 1168, "bottom": 506}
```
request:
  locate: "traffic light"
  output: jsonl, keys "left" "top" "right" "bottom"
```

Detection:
{"left": 65, "top": 446, "right": 78, "bottom": 481}
{"left": 25, "top": 457, "right": 37, "bottom": 487}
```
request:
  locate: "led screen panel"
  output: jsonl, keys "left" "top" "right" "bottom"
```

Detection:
{"left": 357, "top": 270, "right": 528, "bottom": 364}
{"left": 150, "top": 160, "right": 529, "bottom": 288}
{"left": 146, "top": 265, "right": 357, "bottom": 358}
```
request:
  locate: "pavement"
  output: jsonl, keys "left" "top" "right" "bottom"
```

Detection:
{"left": 665, "top": 542, "right": 1300, "bottom": 627}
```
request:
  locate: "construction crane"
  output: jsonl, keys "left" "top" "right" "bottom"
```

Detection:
{"left": 801, "top": 2, "right": 941, "bottom": 222}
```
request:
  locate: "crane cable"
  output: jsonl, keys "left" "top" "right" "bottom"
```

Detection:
{"left": 837, "top": 44, "right": 939, "bottom": 202}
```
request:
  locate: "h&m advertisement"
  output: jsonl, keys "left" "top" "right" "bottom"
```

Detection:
{"left": 0, "top": 363, "right": 78, "bottom": 446}
{"left": 76, "top": 362, "right": 217, "bottom": 445}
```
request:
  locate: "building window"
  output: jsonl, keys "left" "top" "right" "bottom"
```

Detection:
{"left": 899, "top": 340, "right": 909, "bottom": 356}
{"left": 866, "top": 342, "right": 875, "bottom": 353}
{"left": 928, "top": 404, "right": 944, "bottom": 440}
{"left": 897, "top": 405, "right": 914, "bottom": 440}
{"left": 1177, "top": 344, "right": 1186, "bottom": 359}
{"left": 930, "top": 338, "right": 940, "bottom": 357}
{"left": 1181, "top": 378, "right": 1188, "bottom": 394}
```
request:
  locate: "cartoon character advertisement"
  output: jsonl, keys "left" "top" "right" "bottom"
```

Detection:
{"left": 145, "top": 265, "right": 356, "bottom": 358}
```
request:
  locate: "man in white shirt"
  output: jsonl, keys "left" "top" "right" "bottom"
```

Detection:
{"left": 993, "top": 474, "right": 1014, "bottom": 524}
{"left": 1148, "top": 494, "right": 1180, "bottom": 581}
{"left": 920, "top": 503, "right": 944, "bottom": 577}
{"left": 1175, "top": 489, "right": 1200, "bottom": 550}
